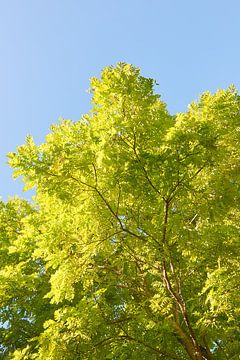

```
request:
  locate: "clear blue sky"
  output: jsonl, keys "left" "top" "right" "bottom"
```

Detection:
{"left": 1, "top": 0, "right": 240, "bottom": 200}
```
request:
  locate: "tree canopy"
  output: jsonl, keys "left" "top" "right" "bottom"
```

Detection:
{"left": 1, "top": 63, "right": 240, "bottom": 359}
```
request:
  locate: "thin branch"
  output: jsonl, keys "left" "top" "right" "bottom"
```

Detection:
{"left": 161, "top": 197, "right": 202, "bottom": 359}
{"left": 117, "top": 331, "right": 184, "bottom": 360}
{"left": 116, "top": 181, "right": 121, "bottom": 216}
{"left": 92, "top": 162, "right": 98, "bottom": 187}
{"left": 119, "top": 130, "right": 162, "bottom": 197}
{"left": 94, "top": 187, "right": 146, "bottom": 242}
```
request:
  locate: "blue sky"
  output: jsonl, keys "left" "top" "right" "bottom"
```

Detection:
{"left": 1, "top": 0, "right": 240, "bottom": 200}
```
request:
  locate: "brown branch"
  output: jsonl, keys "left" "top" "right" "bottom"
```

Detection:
{"left": 190, "top": 165, "right": 206, "bottom": 181}
{"left": 170, "top": 319, "right": 199, "bottom": 360}
{"left": 116, "top": 181, "right": 121, "bottom": 216}
{"left": 132, "top": 135, "right": 162, "bottom": 197}
{"left": 92, "top": 162, "right": 98, "bottom": 187}
{"left": 46, "top": 170, "right": 148, "bottom": 248}
{"left": 120, "top": 331, "right": 184, "bottom": 360}
{"left": 119, "top": 130, "right": 162, "bottom": 197}
{"left": 94, "top": 187, "right": 145, "bottom": 242}
{"left": 161, "top": 197, "right": 203, "bottom": 359}
{"left": 202, "top": 337, "right": 215, "bottom": 360}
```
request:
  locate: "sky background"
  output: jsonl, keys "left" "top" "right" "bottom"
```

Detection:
{"left": 1, "top": 0, "right": 240, "bottom": 200}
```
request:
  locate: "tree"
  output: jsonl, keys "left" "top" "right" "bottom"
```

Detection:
{"left": 1, "top": 63, "right": 239, "bottom": 359}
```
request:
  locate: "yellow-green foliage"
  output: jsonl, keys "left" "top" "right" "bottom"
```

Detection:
{"left": 1, "top": 64, "right": 239, "bottom": 359}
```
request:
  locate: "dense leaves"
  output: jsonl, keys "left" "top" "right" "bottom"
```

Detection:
{"left": 1, "top": 64, "right": 240, "bottom": 359}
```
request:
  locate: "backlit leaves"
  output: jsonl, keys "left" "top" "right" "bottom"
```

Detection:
{"left": 1, "top": 63, "right": 240, "bottom": 359}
